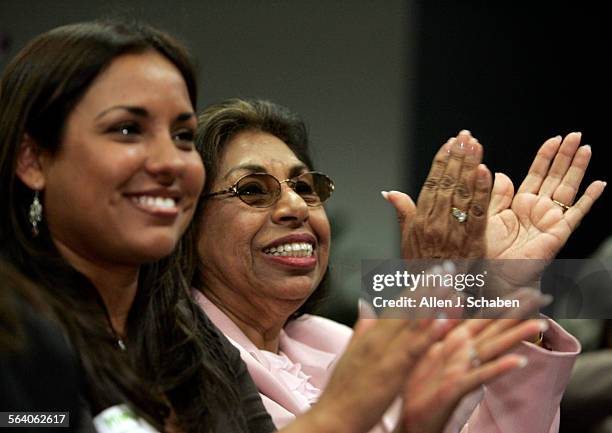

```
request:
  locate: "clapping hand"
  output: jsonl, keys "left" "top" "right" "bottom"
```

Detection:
{"left": 487, "top": 132, "right": 605, "bottom": 261}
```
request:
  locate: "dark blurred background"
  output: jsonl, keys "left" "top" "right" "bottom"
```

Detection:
{"left": 412, "top": 0, "right": 609, "bottom": 261}
{"left": 1, "top": 0, "right": 609, "bottom": 322}
{"left": 1, "top": 2, "right": 610, "bottom": 431}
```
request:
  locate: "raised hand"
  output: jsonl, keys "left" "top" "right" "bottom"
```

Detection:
{"left": 384, "top": 130, "right": 492, "bottom": 260}
{"left": 487, "top": 132, "right": 606, "bottom": 261}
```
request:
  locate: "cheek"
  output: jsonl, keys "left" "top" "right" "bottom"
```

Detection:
{"left": 311, "top": 212, "right": 331, "bottom": 266}
{"left": 199, "top": 205, "right": 257, "bottom": 260}
{"left": 311, "top": 211, "right": 331, "bottom": 246}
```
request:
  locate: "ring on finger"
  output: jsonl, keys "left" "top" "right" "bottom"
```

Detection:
{"left": 451, "top": 207, "right": 468, "bottom": 223}
{"left": 468, "top": 347, "right": 481, "bottom": 368}
{"left": 552, "top": 199, "right": 571, "bottom": 212}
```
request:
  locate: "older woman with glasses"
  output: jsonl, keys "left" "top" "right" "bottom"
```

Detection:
{"left": 188, "top": 98, "right": 604, "bottom": 432}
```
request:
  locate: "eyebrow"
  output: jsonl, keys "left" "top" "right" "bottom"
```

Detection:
{"left": 223, "top": 162, "right": 309, "bottom": 180}
{"left": 95, "top": 105, "right": 196, "bottom": 123}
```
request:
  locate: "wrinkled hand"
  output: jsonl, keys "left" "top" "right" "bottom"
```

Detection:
{"left": 487, "top": 132, "right": 606, "bottom": 262}
{"left": 384, "top": 130, "right": 492, "bottom": 260}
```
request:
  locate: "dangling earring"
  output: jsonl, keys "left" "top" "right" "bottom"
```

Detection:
{"left": 29, "top": 190, "right": 43, "bottom": 237}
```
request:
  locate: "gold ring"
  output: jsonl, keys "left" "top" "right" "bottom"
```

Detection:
{"left": 552, "top": 199, "right": 571, "bottom": 212}
{"left": 451, "top": 207, "right": 467, "bottom": 223}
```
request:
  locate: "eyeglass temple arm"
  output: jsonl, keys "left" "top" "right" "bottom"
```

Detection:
{"left": 202, "top": 187, "right": 236, "bottom": 198}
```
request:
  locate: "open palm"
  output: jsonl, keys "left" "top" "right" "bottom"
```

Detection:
{"left": 487, "top": 132, "right": 605, "bottom": 262}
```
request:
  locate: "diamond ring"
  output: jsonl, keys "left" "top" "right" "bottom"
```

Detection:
{"left": 451, "top": 207, "right": 467, "bottom": 223}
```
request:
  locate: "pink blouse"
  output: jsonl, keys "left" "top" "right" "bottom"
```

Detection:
{"left": 194, "top": 290, "right": 579, "bottom": 433}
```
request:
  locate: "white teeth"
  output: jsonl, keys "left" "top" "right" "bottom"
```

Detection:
{"left": 132, "top": 196, "right": 177, "bottom": 209}
{"left": 263, "top": 242, "right": 314, "bottom": 257}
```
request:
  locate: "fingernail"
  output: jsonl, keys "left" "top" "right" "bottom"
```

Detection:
{"left": 539, "top": 294, "right": 554, "bottom": 307}
{"left": 446, "top": 140, "right": 453, "bottom": 153}
{"left": 381, "top": 191, "right": 389, "bottom": 200}
{"left": 466, "top": 143, "right": 477, "bottom": 159}
{"left": 430, "top": 265, "right": 444, "bottom": 275}
{"left": 442, "top": 260, "right": 456, "bottom": 274}
{"left": 433, "top": 317, "right": 449, "bottom": 332}
{"left": 477, "top": 165, "right": 488, "bottom": 185}
{"left": 453, "top": 139, "right": 465, "bottom": 153}
{"left": 538, "top": 320, "right": 549, "bottom": 332}
{"left": 572, "top": 131, "right": 582, "bottom": 138}
{"left": 582, "top": 144, "right": 591, "bottom": 151}
{"left": 517, "top": 356, "right": 528, "bottom": 368}
{"left": 459, "top": 129, "right": 471, "bottom": 135}
{"left": 603, "top": 181, "right": 607, "bottom": 188}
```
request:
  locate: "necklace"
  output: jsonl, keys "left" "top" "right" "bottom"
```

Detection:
{"left": 108, "top": 326, "right": 127, "bottom": 351}
{"left": 104, "top": 309, "right": 127, "bottom": 351}
{"left": 117, "top": 338, "right": 126, "bottom": 351}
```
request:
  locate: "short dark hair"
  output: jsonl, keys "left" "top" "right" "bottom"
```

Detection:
{"left": 189, "top": 98, "right": 329, "bottom": 318}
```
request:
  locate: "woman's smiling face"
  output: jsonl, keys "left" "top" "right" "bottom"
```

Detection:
{"left": 38, "top": 50, "right": 204, "bottom": 266}
{"left": 198, "top": 129, "right": 331, "bottom": 308}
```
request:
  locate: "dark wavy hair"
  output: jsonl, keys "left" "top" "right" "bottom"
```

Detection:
{"left": 0, "top": 21, "right": 249, "bottom": 432}
{"left": 187, "top": 98, "right": 329, "bottom": 318}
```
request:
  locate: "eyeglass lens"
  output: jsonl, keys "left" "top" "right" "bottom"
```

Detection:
{"left": 235, "top": 173, "right": 332, "bottom": 207}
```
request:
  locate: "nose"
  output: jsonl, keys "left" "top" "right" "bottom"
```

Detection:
{"left": 145, "top": 134, "right": 187, "bottom": 185}
{"left": 271, "top": 184, "right": 309, "bottom": 227}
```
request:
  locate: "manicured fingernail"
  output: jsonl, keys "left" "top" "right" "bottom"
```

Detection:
{"left": 582, "top": 144, "right": 591, "bottom": 151}
{"left": 477, "top": 164, "right": 488, "bottom": 184}
{"left": 453, "top": 139, "right": 465, "bottom": 153}
{"left": 539, "top": 294, "right": 554, "bottom": 307}
{"left": 430, "top": 265, "right": 444, "bottom": 275}
{"left": 517, "top": 356, "right": 528, "bottom": 368}
{"left": 538, "top": 320, "right": 549, "bottom": 332}
{"left": 466, "top": 142, "right": 477, "bottom": 159}
{"left": 433, "top": 317, "right": 449, "bottom": 332}
{"left": 381, "top": 191, "right": 389, "bottom": 200}
{"left": 572, "top": 131, "right": 582, "bottom": 138}
{"left": 442, "top": 260, "right": 456, "bottom": 274}
{"left": 446, "top": 139, "right": 454, "bottom": 153}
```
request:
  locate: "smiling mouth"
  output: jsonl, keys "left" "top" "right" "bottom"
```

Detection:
{"left": 129, "top": 195, "right": 179, "bottom": 215}
{"left": 263, "top": 242, "right": 314, "bottom": 257}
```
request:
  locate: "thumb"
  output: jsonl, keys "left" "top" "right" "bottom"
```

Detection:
{"left": 381, "top": 190, "right": 417, "bottom": 226}
{"left": 489, "top": 172, "right": 514, "bottom": 216}
{"left": 352, "top": 316, "right": 377, "bottom": 340}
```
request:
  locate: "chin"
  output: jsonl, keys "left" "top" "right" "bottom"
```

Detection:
{"left": 275, "top": 276, "right": 319, "bottom": 299}
{"left": 130, "top": 236, "right": 180, "bottom": 263}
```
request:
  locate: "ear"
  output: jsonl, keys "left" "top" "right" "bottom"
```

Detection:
{"left": 16, "top": 133, "right": 47, "bottom": 190}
